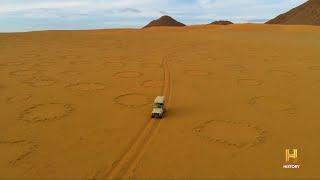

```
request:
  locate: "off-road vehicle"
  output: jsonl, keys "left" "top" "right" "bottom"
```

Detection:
{"left": 151, "top": 96, "right": 165, "bottom": 119}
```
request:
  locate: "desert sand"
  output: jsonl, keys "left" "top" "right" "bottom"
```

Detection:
{"left": 0, "top": 24, "right": 320, "bottom": 179}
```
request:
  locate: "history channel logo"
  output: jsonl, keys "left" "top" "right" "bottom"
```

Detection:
{"left": 283, "top": 149, "right": 300, "bottom": 169}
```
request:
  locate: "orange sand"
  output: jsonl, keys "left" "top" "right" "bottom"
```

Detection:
{"left": 0, "top": 24, "right": 319, "bottom": 179}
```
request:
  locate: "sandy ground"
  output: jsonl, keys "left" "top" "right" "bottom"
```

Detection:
{"left": 0, "top": 24, "right": 319, "bottom": 179}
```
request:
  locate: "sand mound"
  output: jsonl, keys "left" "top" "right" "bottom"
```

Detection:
{"left": 143, "top": 15, "right": 186, "bottom": 28}
{"left": 266, "top": 0, "right": 320, "bottom": 25}
{"left": 210, "top": 20, "right": 233, "bottom": 25}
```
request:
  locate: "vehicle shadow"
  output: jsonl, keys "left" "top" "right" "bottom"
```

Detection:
{"left": 165, "top": 105, "right": 196, "bottom": 120}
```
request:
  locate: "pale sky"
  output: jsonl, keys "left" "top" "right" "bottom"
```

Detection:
{"left": 0, "top": 0, "right": 307, "bottom": 32}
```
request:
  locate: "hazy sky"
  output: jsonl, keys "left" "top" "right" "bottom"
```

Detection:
{"left": 0, "top": 0, "right": 306, "bottom": 32}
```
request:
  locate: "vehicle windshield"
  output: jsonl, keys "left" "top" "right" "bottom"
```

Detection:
{"left": 153, "top": 103, "right": 163, "bottom": 108}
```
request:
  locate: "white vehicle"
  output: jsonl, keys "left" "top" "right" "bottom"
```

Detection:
{"left": 151, "top": 96, "right": 165, "bottom": 119}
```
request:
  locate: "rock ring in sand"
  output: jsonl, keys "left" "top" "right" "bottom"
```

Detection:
{"left": 24, "top": 76, "right": 57, "bottom": 87}
{"left": 103, "top": 61, "right": 125, "bottom": 68}
{"left": 10, "top": 70, "right": 40, "bottom": 77}
{"left": 35, "top": 61, "right": 56, "bottom": 66}
{"left": 114, "top": 93, "right": 149, "bottom": 108}
{"left": 268, "top": 70, "right": 296, "bottom": 78}
{"left": 0, "top": 61, "right": 25, "bottom": 66}
{"left": 308, "top": 66, "right": 320, "bottom": 70}
{"left": 141, "top": 80, "right": 163, "bottom": 88}
{"left": 66, "top": 83, "right": 106, "bottom": 91}
{"left": 185, "top": 70, "right": 211, "bottom": 76}
{"left": 193, "top": 119, "right": 266, "bottom": 149}
{"left": 114, "top": 71, "right": 143, "bottom": 78}
{"left": 224, "top": 65, "right": 247, "bottom": 72}
{"left": 19, "top": 103, "right": 74, "bottom": 123}
{"left": 237, "top": 79, "right": 264, "bottom": 86}
{"left": 248, "top": 96, "right": 296, "bottom": 114}
{"left": 141, "top": 63, "right": 162, "bottom": 68}
{"left": 6, "top": 94, "right": 32, "bottom": 103}
{"left": 69, "top": 60, "right": 90, "bottom": 65}
{"left": 61, "top": 71, "right": 81, "bottom": 76}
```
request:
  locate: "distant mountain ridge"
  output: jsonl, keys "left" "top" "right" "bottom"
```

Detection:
{"left": 266, "top": 0, "right": 320, "bottom": 25}
{"left": 143, "top": 15, "right": 186, "bottom": 28}
{"left": 210, "top": 20, "right": 233, "bottom": 25}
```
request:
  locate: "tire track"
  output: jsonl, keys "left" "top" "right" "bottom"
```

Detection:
{"left": 103, "top": 58, "right": 171, "bottom": 179}
{"left": 122, "top": 59, "right": 172, "bottom": 179}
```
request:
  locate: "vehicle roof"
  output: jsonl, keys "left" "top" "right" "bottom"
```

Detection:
{"left": 152, "top": 108, "right": 163, "bottom": 113}
{"left": 154, "top": 96, "right": 165, "bottom": 103}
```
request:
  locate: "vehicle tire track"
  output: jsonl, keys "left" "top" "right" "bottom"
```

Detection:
{"left": 102, "top": 58, "right": 171, "bottom": 179}
{"left": 122, "top": 59, "right": 172, "bottom": 179}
